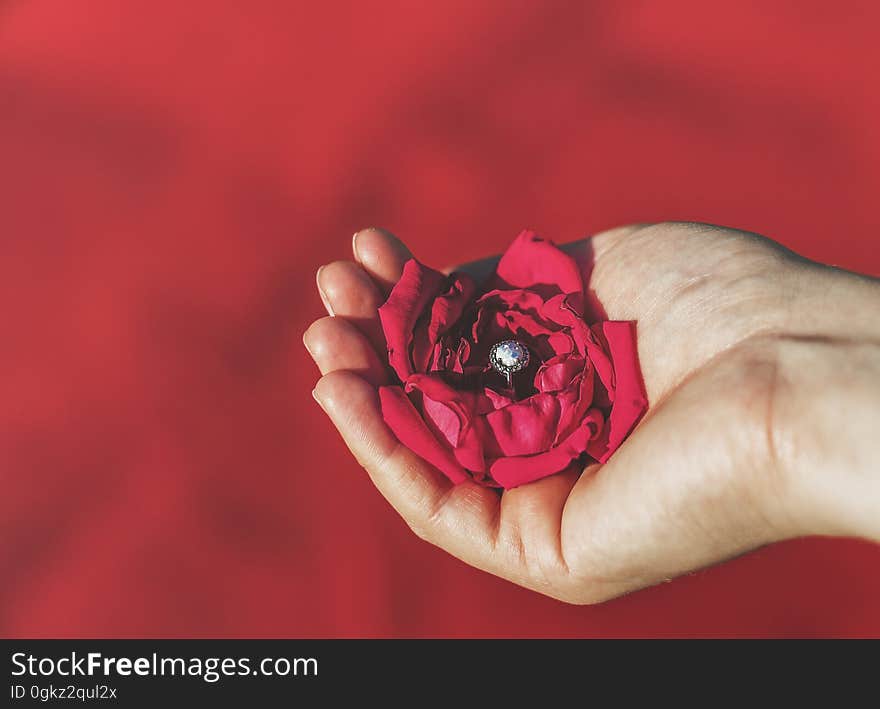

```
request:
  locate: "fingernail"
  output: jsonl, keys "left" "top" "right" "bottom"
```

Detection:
{"left": 352, "top": 230, "right": 360, "bottom": 257}
{"left": 302, "top": 328, "right": 315, "bottom": 357}
{"left": 316, "top": 266, "right": 334, "bottom": 316}
{"left": 311, "top": 388, "right": 326, "bottom": 411}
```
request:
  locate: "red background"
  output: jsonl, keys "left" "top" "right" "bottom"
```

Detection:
{"left": 2, "top": 1, "right": 879, "bottom": 637}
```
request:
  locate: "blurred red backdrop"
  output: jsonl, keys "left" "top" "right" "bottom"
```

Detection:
{"left": 1, "top": 1, "right": 879, "bottom": 637}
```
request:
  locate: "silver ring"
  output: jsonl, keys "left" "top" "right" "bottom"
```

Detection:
{"left": 489, "top": 340, "right": 530, "bottom": 389}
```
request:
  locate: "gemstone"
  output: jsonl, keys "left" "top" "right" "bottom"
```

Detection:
{"left": 490, "top": 340, "right": 530, "bottom": 374}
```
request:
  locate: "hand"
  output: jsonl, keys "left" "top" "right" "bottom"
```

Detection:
{"left": 303, "top": 223, "right": 880, "bottom": 603}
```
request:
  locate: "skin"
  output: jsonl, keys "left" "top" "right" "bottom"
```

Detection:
{"left": 303, "top": 223, "right": 880, "bottom": 604}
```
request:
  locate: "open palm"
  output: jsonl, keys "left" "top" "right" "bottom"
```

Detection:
{"left": 304, "top": 222, "right": 873, "bottom": 603}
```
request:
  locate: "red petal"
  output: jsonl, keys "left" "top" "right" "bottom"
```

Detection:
{"left": 534, "top": 354, "right": 585, "bottom": 393}
{"left": 378, "top": 259, "right": 448, "bottom": 380}
{"left": 412, "top": 273, "right": 477, "bottom": 372}
{"left": 404, "top": 374, "right": 471, "bottom": 446}
{"left": 585, "top": 321, "right": 648, "bottom": 462}
{"left": 403, "top": 374, "right": 488, "bottom": 473}
{"left": 378, "top": 385, "right": 469, "bottom": 483}
{"left": 484, "top": 393, "right": 561, "bottom": 457}
{"left": 494, "top": 230, "right": 583, "bottom": 295}
{"left": 489, "top": 408, "right": 605, "bottom": 489}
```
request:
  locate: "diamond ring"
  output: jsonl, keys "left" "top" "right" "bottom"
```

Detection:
{"left": 489, "top": 340, "right": 530, "bottom": 390}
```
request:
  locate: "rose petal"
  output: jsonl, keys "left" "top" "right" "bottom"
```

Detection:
{"left": 482, "top": 387, "right": 514, "bottom": 411}
{"left": 378, "top": 259, "right": 448, "bottom": 380}
{"left": 534, "top": 354, "right": 584, "bottom": 393}
{"left": 493, "top": 230, "right": 584, "bottom": 296}
{"left": 546, "top": 331, "right": 575, "bottom": 356}
{"left": 470, "top": 305, "right": 507, "bottom": 348}
{"left": 477, "top": 288, "right": 547, "bottom": 312}
{"left": 404, "top": 374, "right": 473, "bottom": 445}
{"left": 583, "top": 329, "right": 614, "bottom": 393}
{"left": 585, "top": 321, "right": 648, "bottom": 462}
{"left": 452, "top": 422, "right": 489, "bottom": 473}
{"left": 451, "top": 339, "right": 470, "bottom": 373}
{"left": 489, "top": 408, "right": 605, "bottom": 489}
{"left": 469, "top": 289, "right": 565, "bottom": 369}
{"left": 413, "top": 273, "right": 476, "bottom": 372}
{"left": 401, "top": 374, "right": 489, "bottom": 473}
{"left": 554, "top": 365, "right": 595, "bottom": 444}
{"left": 378, "top": 385, "right": 469, "bottom": 483}
{"left": 483, "top": 394, "right": 561, "bottom": 457}
{"left": 541, "top": 295, "right": 612, "bottom": 379}
{"left": 471, "top": 292, "right": 551, "bottom": 340}
{"left": 422, "top": 395, "right": 462, "bottom": 447}
{"left": 501, "top": 309, "right": 557, "bottom": 339}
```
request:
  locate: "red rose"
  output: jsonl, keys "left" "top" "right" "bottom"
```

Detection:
{"left": 377, "top": 230, "right": 648, "bottom": 489}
